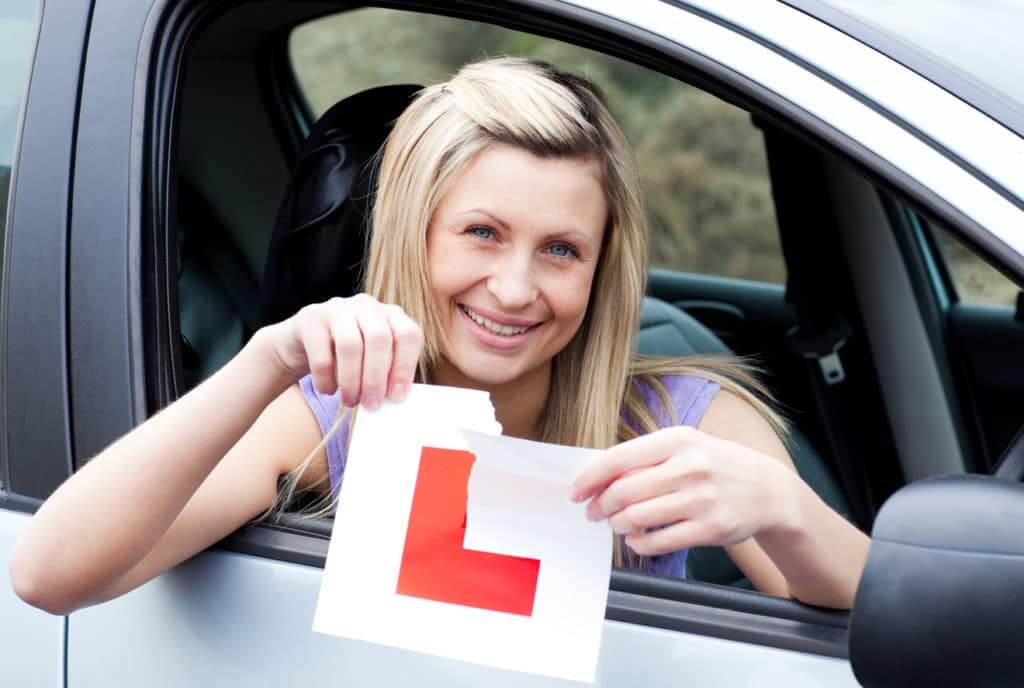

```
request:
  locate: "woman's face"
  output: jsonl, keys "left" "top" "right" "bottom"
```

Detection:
{"left": 426, "top": 143, "right": 607, "bottom": 389}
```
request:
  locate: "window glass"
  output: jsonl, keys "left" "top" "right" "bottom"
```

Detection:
{"left": 0, "top": 2, "right": 38, "bottom": 232}
{"left": 931, "top": 225, "right": 1021, "bottom": 307}
{"left": 0, "top": 1, "right": 40, "bottom": 486}
{"left": 289, "top": 8, "right": 785, "bottom": 283}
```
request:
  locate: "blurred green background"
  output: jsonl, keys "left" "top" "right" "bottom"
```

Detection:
{"left": 290, "top": 8, "right": 1019, "bottom": 306}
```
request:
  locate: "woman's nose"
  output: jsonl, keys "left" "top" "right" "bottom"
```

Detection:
{"left": 486, "top": 253, "right": 539, "bottom": 310}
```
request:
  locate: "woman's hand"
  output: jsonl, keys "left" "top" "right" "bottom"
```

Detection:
{"left": 259, "top": 294, "right": 425, "bottom": 410}
{"left": 569, "top": 426, "right": 800, "bottom": 556}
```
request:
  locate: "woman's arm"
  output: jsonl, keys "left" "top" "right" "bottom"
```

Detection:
{"left": 10, "top": 295, "right": 423, "bottom": 615}
{"left": 571, "top": 390, "right": 869, "bottom": 610}
{"left": 9, "top": 334, "right": 303, "bottom": 614}
{"left": 698, "top": 390, "right": 869, "bottom": 609}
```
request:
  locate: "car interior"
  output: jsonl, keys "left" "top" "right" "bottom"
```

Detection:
{"left": 162, "top": 2, "right": 1024, "bottom": 595}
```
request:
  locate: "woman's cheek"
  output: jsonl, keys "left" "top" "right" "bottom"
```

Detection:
{"left": 548, "top": 269, "right": 595, "bottom": 330}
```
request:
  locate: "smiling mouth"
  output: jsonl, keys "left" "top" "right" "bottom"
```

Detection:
{"left": 458, "top": 304, "right": 543, "bottom": 337}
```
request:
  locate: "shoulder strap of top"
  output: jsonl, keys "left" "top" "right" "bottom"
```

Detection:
{"left": 642, "top": 375, "right": 721, "bottom": 579}
{"left": 662, "top": 374, "right": 722, "bottom": 429}
{"left": 298, "top": 375, "right": 350, "bottom": 500}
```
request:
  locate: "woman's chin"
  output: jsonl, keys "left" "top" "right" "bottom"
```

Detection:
{"left": 441, "top": 349, "right": 535, "bottom": 389}
{"left": 448, "top": 363, "right": 523, "bottom": 388}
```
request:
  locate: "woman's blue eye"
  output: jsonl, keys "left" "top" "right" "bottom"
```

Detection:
{"left": 469, "top": 226, "right": 494, "bottom": 240}
{"left": 548, "top": 243, "right": 577, "bottom": 259}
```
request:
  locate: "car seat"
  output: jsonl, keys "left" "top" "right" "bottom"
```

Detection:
{"left": 176, "top": 85, "right": 420, "bottom": 388}
{"left": 260, "top": 84, "right": 423, "bottom": 325}
{"left": 177, "top": 178, "right": 260, "bottom": 389}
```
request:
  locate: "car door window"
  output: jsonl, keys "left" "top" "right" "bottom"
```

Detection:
{"left": 0, "top": 0, "right": 41, "bottom": 486}
{"left": 289, "top": 7, "right": 785, "bottom": 284}
{"left": 271, "top": 9, "right": 827, "bottom": 598}
{"left": 0, "top": 2, "right": 37, "bottom": 231}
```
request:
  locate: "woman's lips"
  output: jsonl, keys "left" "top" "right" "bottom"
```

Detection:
{"left": 457, "top": 304, "right": 544, "bottom": 351}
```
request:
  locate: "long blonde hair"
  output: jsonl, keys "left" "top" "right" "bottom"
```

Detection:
{"left": 264, "top": 57, "right": 788, "bottom": 567}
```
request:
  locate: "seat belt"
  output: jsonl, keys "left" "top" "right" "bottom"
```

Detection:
{"left": 763, "top": 128, "right": 875, "bottom": 529}
{"left": 785, "top": 312, "right": 873, "bottom": 527}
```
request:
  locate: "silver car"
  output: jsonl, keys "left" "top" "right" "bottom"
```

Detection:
{"left": 2, "top": 0, "right": 1022, "bottom": 685}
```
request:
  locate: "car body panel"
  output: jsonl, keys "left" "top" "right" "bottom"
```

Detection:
{"left": 0, "top": 510, "right": 64, "bottom": 686}
{"left": 67, "top": 547, "right": 857, "bottom": 686}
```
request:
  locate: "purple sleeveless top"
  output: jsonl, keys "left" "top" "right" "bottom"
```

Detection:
{"left": 300, "top": 374, "right": 721, "bottom": 579}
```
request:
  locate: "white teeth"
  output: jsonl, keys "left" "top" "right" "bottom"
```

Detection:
{"left": 462, "top": 306, "right": 531, "bottom": 336}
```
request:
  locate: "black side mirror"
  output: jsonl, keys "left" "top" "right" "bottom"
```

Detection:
{"left": 849, "top": 475, "right": 1024, "bottom": 687}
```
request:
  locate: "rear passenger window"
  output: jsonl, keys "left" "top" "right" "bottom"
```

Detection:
{"left": 289, "top": 7, "right": 786, "bottom": 284}
{"left": 0, "top": 0, "right": 40, "bottom": 484}
{"left": 930, "top": 224, "right": 1021, "bottom": 307}
{"left": 0, "top": 2, "right": 38, "bottom": 239}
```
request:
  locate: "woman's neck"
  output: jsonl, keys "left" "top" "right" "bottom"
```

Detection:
{"left": 430, "top": 360, "right": 551, "bottom": 440}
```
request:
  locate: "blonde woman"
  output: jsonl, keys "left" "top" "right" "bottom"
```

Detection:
{"left": 11, "top": 57, "right": 868, "bottom": 615}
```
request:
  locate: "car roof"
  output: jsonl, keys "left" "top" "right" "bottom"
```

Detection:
{"left": 782, "top": 0, "right": 1024, "bottom": 139}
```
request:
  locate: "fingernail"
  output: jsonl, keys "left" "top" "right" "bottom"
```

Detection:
{"left": 363, "top": 395, "right": 381, "bottom": 411}
{"left": 390, "top": 383, "right": 407, "bottom": 401}
{"left": 569, "top": 487, "right": 582, "bottom": 503}
{"left": 585, "top": 501, "right": 602, "bottom": 521}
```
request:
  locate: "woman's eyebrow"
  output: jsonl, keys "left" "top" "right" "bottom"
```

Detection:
{"left": 547, "top": 230, "right": 595, "bottom": 248}
{"left": 459, "top": 208, "right": 510, "bottom": 231}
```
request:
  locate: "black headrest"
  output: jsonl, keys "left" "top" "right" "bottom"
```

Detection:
{"left": 260, "top": 84, "right": 421, "bottom": 325}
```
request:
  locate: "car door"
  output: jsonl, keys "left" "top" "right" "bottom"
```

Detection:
{"left": 0, "top": 0, "right": 92, "bottom": 683}
{"left": 55, "top": 0, "right": 1023, "bottom": 686}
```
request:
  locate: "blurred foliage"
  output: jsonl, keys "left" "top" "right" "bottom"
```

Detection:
{"left": 290, "top": 7, "right": 785, "bottom": 283}
{"left": 933, "top": 226, "right": 1021, "bottom": 306}
{"left": 290, "top": 8, "right": 1020, "bottom": 304}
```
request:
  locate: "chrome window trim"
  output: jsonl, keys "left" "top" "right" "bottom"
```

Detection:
{"left": 564, "top": 0, "right": 1024, "bottom": 261}
{"left": 674, "top": 0, "right": 1024, "bottom": 206}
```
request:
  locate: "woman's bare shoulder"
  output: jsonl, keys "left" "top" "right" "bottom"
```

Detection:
{"left": 256, "top": 383, "right": 330, "bottom": 491}
{"left": 697, "top": 389, "right": 794, "bottom": 469}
